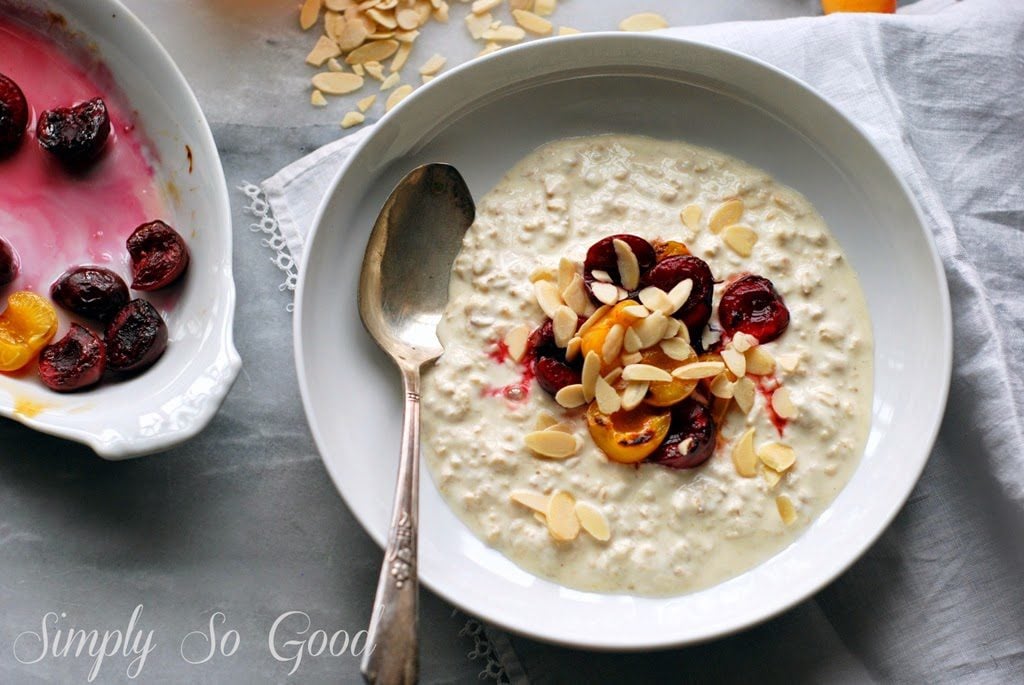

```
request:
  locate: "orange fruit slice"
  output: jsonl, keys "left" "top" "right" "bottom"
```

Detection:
{"left": 0, "top": 292, "right": 59, "bottom": 372}
{"left": 821, "top": 0, "right": 896, "bottom": 13}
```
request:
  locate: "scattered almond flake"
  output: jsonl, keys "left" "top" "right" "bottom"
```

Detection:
{"left": 623, "top": 327, "right": 643, "bottom": 354}
{"left": 771, "top": 387, "right": 799, "bottom": 419}
{"left": 762, "top": 465, "right": 783, "bottom": 489}
{"left": 385, "top": 84, "right": 413, "bottom": 110}
{"left": 633, "top": 311, "right": 669, "bottom": 348}
{"left": 731, "top": 332, "right": 758, "bottom": 353}
{"left": 620, "top": 381, "right": 649, "bottom": 411}
{"left": 745, "top": 346, "right": 776, "bottom": 375}
{"left": 757, "top": 442, "right": 796, "bottom": 472}
{"left": 733, "top": 376, "right": 756, "bottom": 413}
{"left": 421, "top": 74, "right": 435, "bottom": 83}
{"left": 672, "top": 360, "right": 725, "bottom": 380}
{"left": 547, "top": 490, "right": 580, "bottom": 541}
{"left": 561, "top": 274, "right": 589, "bottom": 316}
{"left": 366, "top": 7, "right": 398, "bottom": 29}
{"left": 311, "top": 89, "right": 328, "bottom": 107}
{"left": 776, "top": 495, "right": 797, "bottom": 525}
{"left": 777, "top": 352, "right": 801, "bottom": 372}
{"left": 340, "top": 110, "right": 365, "bottom": 128}
{"left": 665, "top": 317, "right": 683, "bottom": 340}
{"left": 613, "top": 239, "right": 641, "bottom": 291}
{"left": 472, "top": 0, "right": 501, "bottom": 12}
{"left": 364, "top": 61, "right": 386, "bottom": 80}
{"left": 564, "top": 336, "right": 581, "bottom": 362}
{"left": 512, "top": 8, "right": 552, "bottom": 34}
{"left": 352, "top": 62, "right": 365, "bottom": 76}
{"left": 312, "top": 71, "right": 365, "bottom": 94}
{"left": 380, "top": 72, "right": 401, "bottom": 90}
{"left": 721, "top": 347, "right": 747, "bottom": 378}
{"left": 590, "top": 281, "right": 619, "bottom": 306}
{"left": 478, "top": 42, "right": 502, "bottom": 56}
{"left": 638, "top": 286, "right": 673, "bottom": 315}
{"left": 347, "top": 38, "right": 400, "bottom": 64}
{"left": 680, "top": 204, "right": 702, "bottom": 231}
{"left": 395, "top": 29, "right": 420, "bottom": 42}
{"left": 731, "top": 427, "right": 757, "bottom": 477}
{"left": 603, "top": 367, "right": 623, "bottom": 385}
{"left": 659, "top": 337, "right": 694, "bottom": 361}
{"left": 533, "top": 511, "right": 546, "bottom": 524}
{"left": 524, "top": 430, "right": 580, "bottom": 459}
{"left": 590, "top": 269, "right": 612, "bottom": 283}
{"left": 338, "top": 19, "right": 369, "bottom": 51}
{"left": 554, "top": 384, "right": 586, "bottom": 409}
{"left": 432, "top": 2, "right": 450, "bottom": 22}
{"left": 556, "top": 257, "right": 575, "bottom": 292}
{"left": 465, "top": 11, "right": 492, "bottom": 39}
{"left": 300, "top": 0, "right": 323, "bottom": 30}
{"left": 723, "top": 224, "right": 758, "bottom": 257}
{"left": 577, "top": 304, "right": 610, "bottom": 336}
{"left": 552, "top": 305, "right": 578, "bottom": 348}
{"left": 529, "top": 267, "right": 554, "bottom": 282}
{"left": 356, "top": 94, "right": 377, "bottom": 112}
{"left": 503, "top": 324, "right": 530, "bottom": 363}
{"left": 510, "top": 489, "right": 549, "bottom": 513}
{"left": 574, "top": 501, "right": 611, "bottom": 541}
{"left": 394, "top": 7, "right": 420, "bottom": 29}
{"left": 619, "top": 12, "right": 668, "bottom": 32}
{"left": 533, "top": 279, "right": 563, "bottom": 317}
{"left": 615, "top": 286, "right": 630, "bottom": 302}
{"left": 709, "top": 373, "right": 735, "bottom": 399}
{"left": 620, "top": 351, "right": 642, "bottom": 366}
{"left": 419, "top": 53, "right": 447, "bottom": 75}
{"left": 482, "top": 25, "right": 526, "bottom": 42}
{"left": 325, "top": 0, "right": 352, "bottom": 11}
{"left": 306, "top": 35, "right": 342, "bottom": 66}
{"left": 666, "top": 278, "right": 693, "bottom": 313}
{"left": 533, "top": 0, "right": 555, "bottom": 15}
{"left": 581, "top": 351, "right": 601, "bottom": 402}
{"left": 414, "top": 1, "right": 433, "bottom": 25}
{"left": 557, "top": 26, "right": 580, "bottom": 35}
{"left": 327, "top": 57, "right": 345, "bottom": 72}
{"left": 390, "top": 42, "right": 412, "bottom": 72}
{"left": 594, "top": 375, "right": 621, "bottom": 414}
{"left": 534, "top": 411, "right": 559, "bottom": 431}
{"left": 368, "top": 31, "right": 396, "bottom": 40}
{"left": 601, "top": 324, "right": 625, "bottom": 365}
{"left": 509, "top": 0, "right": 533, "bottom": 9}
{"left": 708, "top": 198, "right": 744, "bottom": 234}
{"left": 622, "top": 363, "right": 673, "bottom": 383}
{"left": 621, "top": 305, "right": 648, "bottom": 319}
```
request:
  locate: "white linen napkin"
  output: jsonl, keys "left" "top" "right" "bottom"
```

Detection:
{"left": 244, "top": 0, "right": 1024, "bottom": 680}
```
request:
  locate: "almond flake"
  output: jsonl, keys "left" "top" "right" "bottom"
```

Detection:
{"left": 479, "top": 42, "right": 502, "bottom": 56}
{"left": 471, "top": 0, "right": 501, "bottom": 13}
{"left": 338, "top": 19, "right": 369, "bottom": 50}
{"left": 733, "top": 377, "right": 756, "bottom": 413}
{"left": 533, "top": 512, "right": 546, "bottom": 524}
{"left": 300, "top": 0, "right": 322, "bottom": 30}
{"left": 620, "top": 381, "right": 649, "bottom": 411}
{"left": 664, "top": 318, "right": 683, "bottom": 340}
{"left": 722, "top": 347, "right": 746, "bottom": 377}
{"left": 574, "top": 501, "right": 611, "bottom": 541}
{"left": 312, "top": 71, "right": 365, "bottom": 94}
{"left": 659, "top": 338, "right": 694, "bottom": 361}
{"left": 731, "top": 332, "right": 758, "bottom": 353}
{"left": 390, "top": 42, "right": 412, "bottom": 72}
{"left": 680, "top": 204, "right": 702, "bottom": 231}
{"left": 534, "top": 279, "right": 563, "bottom": 317}
{"left": 594, "top": 375, "right": 621, "bottom": 415}
{"left": 504, "top": 324, "right": 530, "bottom": 363}
{"left": 709, "top": 373, "right": 735, "bottom": 399}
{"left": 623, "top": 327, "right": 643, "bottom": 354}
{"left": 552, "top": 305, "right": 578, "bottom": 348}
{"left": 590, "top": 281, "right": 619, "bottom": 306}
{"left": 366, "top": 8, "right": 398, "bottom": 28}
{"left": 432, "top": 2, "right": 450, "bottom": 22}
{"left": 465, "top": 11, "right": 492, "bottom": 39}
{"left": 777, "top": 352, "right": 801, "bottom": 373}
{"left": 327, "top": 57, "right": 345, "bottom": 72}
{"left": 613, "top": 239, "right": 641, "bottom": 291}
{"left": 346, "top": 38, "right": 399, "bottom": 64}
{"left": 340, "top": 111, "right": 365, "bottom": 128}
{"left": 367, "top": 32, "right": 396, "bottom": 40}
{"left": 325, "top": 0, "right": 353, "bottom": 10}
{"left": 672, "top": 360, "right": 725, "bottom": 380}
{"left": 731, "top": 427, "right": 757, "bottom": 477}
{"left": 546, "top": 490, "right": 580, "bottom": 541}
{"left": 419, "top": 53, "right": 447, "bottom": 75}
{"left": 622, "top": 364, "right": 672, "bottom": 383}
{"left": 621, "top": 352, "right": 643, "bottom": 366}
{"left": 558, "top": 26, "right": 580, "bottom": 35}
{"left": 534, "top": 411, "right": 559, "bottom": 431}
{"left": 533, "top": 0, "right": 555, "bottom": 15}
{"left": 381, "top": 72, "right": 400, "bottom": 90}
{"left": 482, "top": 25, "right": 526, "bottom": 42}
{"left": 509, "top": 0, "right": 532, "bottom": 9}
{"left": 590, "top": 269, "right": 612, "bottom": 283}
{"left": 395, "top": 28, "right": 420, "bottom": 42}
{"left": 776, "top": 494, "right": 797, "bottom": 525}
{"left": 564, "top": 335, "right": 581, "bottom": 362}
{"left": 708, "top": 198, "right": 744, "bottom": 234}
{"left": 561, "top": 274, "right": 589, "bottom": 315}
{"left": 745, "top": 347, "right": 776, "bottom": 375}
{"left": 364, "top": 61, "right": 385, "bottom": 80}
{"left": 762, "top": 466, "right": 783, "bottom": 489}
{"left": 356, "top": 94, "right": 377, "bottom": 112}
{"left": 603, "top": 367, "right": 623, "bottom": 385}
{"left": 757, "top": 442, "right": 796, "bottom": 472}
{"left": 633, "top": 311, "right": 669, "bottom": 348}
{"left": 311, "top": 89, "right": 328, "bottom": 107}
{"left": 306, "top": 35, "right": 342, "bottom": 66}
{"left": 352, "top": 63, "right": 365, "bottom": 76}
{"left": 619, "top": 12, "right": 668, "bottom": 32}
{"left": 638, "top": 286, "right": 673, "bottom": 315}
{"left": 510, "top": 489, "right": 549, "bottom": 513}
{"left": 581, "top": 351, "right": 601, "bottom": 402}
{"left": 666, "top": 278, "right": 693, "bottom": 313}
{"left": 621, "top": 305, "right": 648, "bottom": 319}
{"left": 556, "top": 257, "right": 576, "bottom": 292}
{"left": 545, "top": 422, "right": 573, "bottom": 434}
{"left": 771, "top": 387, "right": 799, "bottom": 419}
{"left": 577, "top": 305, "right": 610, "bottom": 336}
{"left": 525, "top": 430, "right": 580, "bottom": 459}
{"left": 723, "top": 224, "right": 758, "bottom": 257}
{"left": 513, "top": 8, "right": 552, "bottom": 34}
{"left": 602, "top": 324, "right": 625, "bottom": 364}
{"left": 554, "top": 384, "right": 586, "bottom": 409}
{"left": 396, "top": 7, "right": 420, "bottom": 29}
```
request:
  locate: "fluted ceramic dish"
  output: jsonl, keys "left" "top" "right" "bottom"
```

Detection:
{"left": 0, "top": 0, "right": 240, "bottom": 459}
{"left": 295, "top": 34, "right": 951, "bottom": 649}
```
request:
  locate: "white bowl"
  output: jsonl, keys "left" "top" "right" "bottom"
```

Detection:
{"left": 295, "top": 34, "right": 951, "bottom": 649}
{"left": 0, "top": 0, "right": 240, "bottom": 459}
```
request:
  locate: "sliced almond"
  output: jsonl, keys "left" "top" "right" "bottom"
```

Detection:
{"left": 561, "top": 274, "right": 590, "bottom": 315}
{"left": 396, "top": 7, "right": 421, "bottom": 29}
{"left": 638, "top": 286, "right": 673, "bottom": 315}
{"left": 465, "top": 11, "right": 492, "bottom": 39}
{"left": 482, "top": 25, "right": 526, "bottom": 42}
{"left": 300, "top": 0, "right": 322, "bottom": 30}
{"left": 619, "top": 12, "right": 667, "bottom": 31}
{"left": 338, "top": 20, "right": 369, "bottom": 51}
{"left": 577, "top": 305, "right": 610, "bottom": 336}
{"left": 623, "top": 327, "right": 643, "bottom": 354}
{"left": 709, "top": 373, "right": 735, "bottom": 399}
{"left": 306, "top": 35, "right": 342, "bottom": 66}
{"left": 366, "top": 8, "right": 398, "bottom": 29}
{"left": 757, "top": 442, "right": 796, "bottom": 472}
{"left": 534, "top": 279, "right": 563, "bottom": 317}
{"left": 395, "top": 29, "right": 420, "bottom": 42}
{"left": 311, "top": 89, "right": 328, "bottom": 107}
{"left": 504, "top": 324, "right": 530, "bottom": 363}
{"left": 557, "top": 257, "right": 576, "bottom": 292}
{"left": 620, "top": 380, "right": 649, "bottom": 411}
{"left": 603, "top": 367, "right": 623, "bottom": 385}
{"left": 327, "top": 57, "right": 345, "bottom": 72}
{"left": 364, "top": 61, "right": 385, "bottom": 80}
{"left": 776, "top": 495, "right": 797, "bottom": 525}
{"left": 386, "top": 84, "right": 413, "bottom": 110}
{"left": 622, "top": 364, "right": 672, "bottom": 383}
{"left": 478, "top": 42, "right": 502, "bottom": 56}
{"left": 565, "top": 336, "right": 581, "bottom": 362}
{"left": 771, "top": 387, "right": 799, "bottom": 419}
{"left": 509, "top": 0, "right": 532, "bottom": 9}
{"left": 601, "top": 324, "right": 625, "bottom": 364}
{"left": 594, "top": 375, "right": 621, "bottom": 415}
{"left": 733, "top": 377, "right": 756, "bottom": 413}
{"left": 659, "top": 338, "right": 694, "bottom": 361}
{"left": 471, "top": 0, "right": 501, "bottom": 12}
{"left": 721, "top": 347, "right": 746, "bottom": 378}
{"left": 554, "top": 384, "right": 586, "bottom": 409}
{"left": 533, "top": 512, "right": 546, "bottom": 524}
{"left": 666, "top": 278, "right": 693, "bottom": 313}
{"left": 325, "top": 0, "right": 353, "bottom": 11}
{"left": 731, "top": 332, "right": 758, "bottom": 353}
{"left": 510, "top": 489, "right": 549, "bottom": 513}
{"left": 708, "top": 198, "right": 744, "bottom": 234}
{"left": 533, "top": 0, "right": 556, "bottom": 15}
{"left": 665, "top": 318, "right": 684, "bottom": 340}
{"left": 356, "top": 94, "right": 376, "bottom": 112}
{"left": 723, "top": 224, "right": 758, "bottom": 257}
{"left": 621, "top": 305, "right": 648, "bottom": 319}
{"left": 512, "top": 8, "right": 552, "bottom": 34}
{"left": 680, "top": 204, "right": 702, "bottom": 231}
{"left": 557, "top": 26, "right": 580, "bottom": 35}
{"left": 633, "top": 311, "right": 669, "bottom": 348}
{"left": 589, "top": 269, "right": 611, "bottom": 283}
{"left": 574, "top": 501, "right": 611, "bottom": 541}
{"left": 545, "top": 422, "right": 574, "bottom": 434}
{"left": 745, "top": 347, "right": 776, "bottom": 375}
{"left": 581, "top": 351, "right": 601, "bottom": 402}
{"left": 525, "top": 430, "right": 581, "bottom": 459}
{"left": 352, "top": 63, "right": 365, "bottom": 76}
{"left": 762, "top": 466, "right": 783, "bottom": 489}
{"left": 390, "top": 42, "right": 412, "bottom": 72}
{"left": 419, "top": 53, "right": 447, "bottom": 75}
{"left": 432, "top": 1, "right": 449, "bottom": 22}
{"left": 621, "top": 351, "right": 642, "bottom": 366}
{"left": 546, "top": 490, "right": 580, "bottom": 541}
{"left": 613, "top": 239, "right": 641, "bottom": 291}
{"left": 777, "top": 352, "right": 801, "bottom": 373}
{"left": 731, "top": 427, "right": 757, "bottom": 477}
{"left": 534, "top": 411, "right": 559, "bottom": 431}
{"left": 346, "top": 39, "right": 399, "bottom": 64}
{"left": 591, "top": 281, "right": 619, "bottom": 306}
{"left": 312, "top": 71, "right": 365, "bottom": 94}
{"left": 340, "top": 111, "right": 365, "bottom": 128}
{"left": 672, "top": 360, "right": 725, "bottom": 380}
{"left": 552, "top": 305, "right": 578, "bottom": 348}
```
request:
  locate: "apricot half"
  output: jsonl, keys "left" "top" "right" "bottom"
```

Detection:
{"left": 642, "top": 345, "right": 698, "bottom": 407}
{"left": 0, "top": 291, "right": 59, "bottom": 372}
{"left": 586, "top": 402, "right": 671, "bottom": 464}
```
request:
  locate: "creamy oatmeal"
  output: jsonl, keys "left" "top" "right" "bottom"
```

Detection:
{"left": 421, "top": 135, "right": 872, "bottom": 596}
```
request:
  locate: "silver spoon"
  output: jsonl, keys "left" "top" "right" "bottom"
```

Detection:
{"left": 358, "top": 163, "right": 475, "bottom": 685}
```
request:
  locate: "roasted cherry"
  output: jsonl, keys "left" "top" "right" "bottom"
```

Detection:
{"left": 0, "top": 237, "right": 20, "bottom": 287}
{"left": 0, "top": 73, "right": 28, "bottom": 153}
{"left": 127, "top": 220, "right": 190, "bottom": 291}
{"left": 36, "top": 97, "right": 111, "bottom": 165}
{"left": 105, "top": 299, "right": 168, "bottom": 373}
{"left": 641, "top": 255, "right": 715, "bottom": 334}
{"left": 648, "top": 398, "right": 716, "bottom": 469}
{"left": 718, "top": 274, "right": 790, "bottom": 343}
{"left": 38, "top": 323, "right": 106, "bottom": 392}
{"left": 534, "top": 356, "right": 581, "bottom": 395}
{"left": 51, "top": 266, "right": 130, "bottom": 321}
{"left": 583, "top": 234, "right": 655, "bottom": 298}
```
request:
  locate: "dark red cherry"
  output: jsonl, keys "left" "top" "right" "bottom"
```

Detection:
{"left": 648, "top": 398, "right": 716, "bottom": 469}
{"left": 0, "top": 237, "right": 20, "bottom": 287}
{"left": 105, "top": 300, "right": 168, "bottom": 373}
{"left": 51, "top": 266, "right": 130, "bottom": 322}
{"left": 525, "top": 320, "right": 558, "bottom": 361}
{"left": 127, "top": 220, "right": 190, "bottom": 291}
{"left": 583, "top": 234, "right": 656, "bottom": 298}
{"left": 0, "top": 73, "right": 29, "bottom": 154}
{"left": 718, "top": 274, "right": 790, "bottom": 343}
{"left": 641, "top": 255, "right": 715, "bottom": 333}
{"left": 38, "top": 324, "right": 106, "bottom": 392}
{"left": 36, "top": 97, "right": 111, "bottom": 165}
{"left": 534, "top": 357, "right": 581, "bottom": 395}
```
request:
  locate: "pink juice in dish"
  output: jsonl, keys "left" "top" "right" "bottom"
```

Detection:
{"left": 0, "top": 13, "right": 165, "bottom": 296}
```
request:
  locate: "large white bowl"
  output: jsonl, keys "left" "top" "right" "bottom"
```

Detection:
{"left": 295, "top": 34, "right": 951, "bottom": 649}
{"left": 0, "top": 0, "right": 240, "bottom": 459}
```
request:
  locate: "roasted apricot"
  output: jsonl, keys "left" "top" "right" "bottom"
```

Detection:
{"left": 641, "top": 345, "right": 698, "bottom": 407}
{"left": 0, "top": 292, "right": 59, "bottom": 372}
{"left": 579, "top": 300, "right": 643, "bottom": 367}
{"left": 652, "top": 240, "right": 690, "bottom": 262}
{"left": 586, "top": 402, "right": 671, "bottom": 464}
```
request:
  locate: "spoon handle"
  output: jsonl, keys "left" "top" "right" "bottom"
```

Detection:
{"left": 362, "top": 366, "right": 420, "bottom": 685}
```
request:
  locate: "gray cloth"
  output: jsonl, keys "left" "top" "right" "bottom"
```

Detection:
{"left": 258, "top": 0, "right": 1024, "bottom": 681}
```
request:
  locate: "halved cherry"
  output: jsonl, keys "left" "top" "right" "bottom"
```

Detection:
{"left": 50, "top": 266, "right": 129, "bottom": 321}
{"left": 652, "top": 239, "right": 690, "bottom": 262}
{"left": 641, "top": 345, "right": 698, "bottom": 407}
{"left": 534, "top": 357, "right": 581, "bottom": 395}
{"left": 648, "top": 398, "right": 717, "bottom": 469}
{"left": 105, "top": 299, "right": 168, "bottom": 373}
{"left": 36, "top": 97, "right": 111, "bottom": 165}
{"left": 583, "top": 234, "right": 655, "bottom": 299}
{"left": 0, "top": 292, "right": 58, "bottom": 372}
{"left": 586, "top": 402, "right": 671, "bottom": 464}
{"left": 0, "top": 73, "right": 28, "bottom": 154}
{"left": 0, "top": 237, "right": 20, "bottom": 287}
{"left": 718, "top": 274, "right": 790, "bottom": 343}
{"left": 641, "top": 255, "right": 715, "bottom": 336}
{"left": 38, "top": 324, "right": 105, "bottom": 392}
{"left": 127, "top": 220, "right": 190, "bottom": 291}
